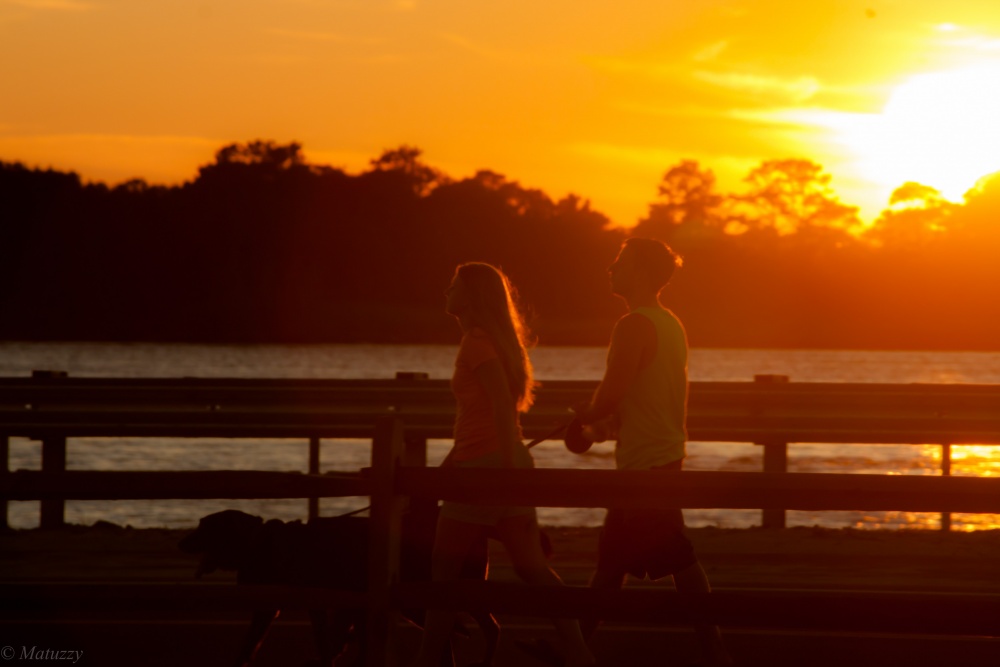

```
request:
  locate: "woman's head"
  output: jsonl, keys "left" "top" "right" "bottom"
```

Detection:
{"left": 448, "top": 262, "right": 535, "bottom": 411}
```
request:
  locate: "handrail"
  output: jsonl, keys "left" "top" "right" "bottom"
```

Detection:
{"left": 1, "top": 376, "right": 998, "bottom": 442}
{"left": 5, "top": 468, "right": 1000, "bottom": 514}
{"left": 2, "top": 375, "right": 1000, "bottom": 530}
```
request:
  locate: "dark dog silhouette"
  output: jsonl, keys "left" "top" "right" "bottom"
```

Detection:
{"left": 179, "top": 508, "right": 498, "bottom": 667}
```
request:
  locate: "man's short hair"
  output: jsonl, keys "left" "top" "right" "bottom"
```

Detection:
{"left": 623, "top": 237, "right": 682, "bottom": 291}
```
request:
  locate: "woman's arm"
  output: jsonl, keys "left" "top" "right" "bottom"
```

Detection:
{"left": 474, "top": 358, "right": 521, "bottom": 467}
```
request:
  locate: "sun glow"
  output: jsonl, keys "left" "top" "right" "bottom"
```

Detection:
{"left": 851, "top": 63, "right": 1000, "bottom": 202}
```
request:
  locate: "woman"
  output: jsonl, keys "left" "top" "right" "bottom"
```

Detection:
{"left": 410, "top": 262, "right": 595, "bottom": 667}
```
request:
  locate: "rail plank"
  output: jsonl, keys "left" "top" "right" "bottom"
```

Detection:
{"left": 1, "top": 377, "right": 998, "bottom": 443}
{"left": 0, "top": 470, "right": 370, "bottom": 500}
{"left": 6, "top": 469, "right": 1000, "bottom": 515}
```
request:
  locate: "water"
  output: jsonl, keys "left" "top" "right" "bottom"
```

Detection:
{"left": 3, "top": 342, "right": 1000, "bottom": 531}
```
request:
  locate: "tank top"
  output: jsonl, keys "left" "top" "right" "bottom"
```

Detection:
{"left": 615, "top": 306, "right": 688, "bottom": 470}
{"left": 450, "top": 328, "right": 519, "bottom": 461}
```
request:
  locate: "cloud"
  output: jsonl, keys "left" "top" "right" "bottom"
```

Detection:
{"left": 938, "top": 35, "right": 1000, "bottom": 52}
{"left": 438, "top": 33, "right": 543, "bottom": 68}
{"left": 438, "top": 33, "right": 498, "bottom": 59}
{"left": 5, "top": 0, "right": 95, "bottom": 10}
{"left": 240, "top": 53, "right": 311, "bottom": 66}
{"left": 568, "top": 141, "right": 759, "bottom": 200}
{"left": 267, "top": 28, "right": 383, "bottom": 45}
{"left": 694, "top": 69, "right": 821, "bottom": 103}
{"left": 570, "top": 142, "right": 686, "bottom": 168}
{"left": 568, "top": 142, "right": 754, "bottom": 174}
{"left": 727, "top": 106, "right": 869, "bottom": 129}
{"left": 611, "top": 100, "right": 743, "bottom": 125}
{"left": 693, "top": 40, "right": 728, "bottom": 62}
{"left": 582, "top": 55, "right": 678, "bottom": 79}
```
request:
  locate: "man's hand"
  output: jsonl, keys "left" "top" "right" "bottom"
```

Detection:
{"left": 571, "top": 400, "right": 594, "bottom": 424}
{"left": 582, "top": 414, "right": 618, "bottom": 443}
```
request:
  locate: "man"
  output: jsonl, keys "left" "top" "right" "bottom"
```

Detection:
{"left": 575, "top": 237, "right": 732, "bottom": 666}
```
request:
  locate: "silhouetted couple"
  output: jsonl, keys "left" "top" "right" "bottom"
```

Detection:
{"left": 410, "top": 238, "right": 732, "bottom": 667}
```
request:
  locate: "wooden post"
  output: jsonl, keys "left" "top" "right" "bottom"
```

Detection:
{"left": 397, "top": 372, "right": 438, "bottom": 532}
{"left": 403, "top": 433, "right": 440, "bottom": 551}
{"left": 403, "top": 434, "right": 427, "bottom": 468}
{"left": 755, "top": 374, "right": 789, "bottom": 529}
{"left": 1, "top": 433, "right": 8, "bottom": 530}
{"left": 396, "top": 372, "right": 429, "bottom": 470}
{"left": 40, "top": 435, "right": 67, "bottom": 529}
{"left": 941, "top": 443, "right": 952, "bottom": 532}
{"left": 367, "top": 416, "right": 405, "bottom": 667}
{"left": 308, "top": 436, "right": 321, "bottom": 521}
{"left": 34, "top": 370, "right": 69, "bottom": 529}
{"left": 760, "top": 440, "right": 788, "bottom": 529}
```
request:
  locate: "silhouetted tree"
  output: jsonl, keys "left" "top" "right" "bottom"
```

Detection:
{"left": 726, "top": 159, "right": 860, "bottom": 242}
{"left": 3, "top": 143, "right": 1000, "bottom": 349}
{"left": 214, "top": 140, "right": 306, "bottom": 169}
{"left": 949, "top": 171, "right": 1000, "bottom": 247}
{"left": 863, "top": 182, "right": 957, "bottom": 248}
{"left": 369, "top": 145, "right": 449, "bottom": 196}
{"left": 632, "top": 160, "right": 725, "bottom": 249}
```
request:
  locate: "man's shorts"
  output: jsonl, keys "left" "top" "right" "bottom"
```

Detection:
{"left": 597, "top": 461, "right": 697, "bottom": 581}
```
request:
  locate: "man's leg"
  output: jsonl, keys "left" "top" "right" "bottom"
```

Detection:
{"left": 581, "top": 507, "right": 630, "bottom": 642}
{"left": 581, "top": 561, "right": 627, "bottom": 641}
{"left": 672, "top": 560, "right": 732, "bottom": 667}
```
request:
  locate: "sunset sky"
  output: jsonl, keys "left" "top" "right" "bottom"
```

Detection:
{"left": 4, "top": 0, "right": 1000, "bottom": 226}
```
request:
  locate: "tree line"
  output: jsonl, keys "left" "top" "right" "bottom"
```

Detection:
{"left": 2, "top": 140, "right": 998, "bottom": 350}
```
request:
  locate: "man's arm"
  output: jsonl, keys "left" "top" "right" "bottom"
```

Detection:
{"left": 577, "top": 312, "right": 655, "bottom": 425}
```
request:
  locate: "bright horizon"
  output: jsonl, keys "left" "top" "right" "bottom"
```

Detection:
{"left": 4, "top": 0, "right": 1000, "bottom": 226}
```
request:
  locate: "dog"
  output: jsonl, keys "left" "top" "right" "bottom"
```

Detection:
{"left": 179, "top": 507, "right": 499, "bottom": 667}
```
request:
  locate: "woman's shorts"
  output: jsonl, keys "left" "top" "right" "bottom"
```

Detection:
{"left": 439, "top": 446, "right": 537, "bottom": 527}
{"left": 597, "top": 460, "right": 697, "bottom": 580}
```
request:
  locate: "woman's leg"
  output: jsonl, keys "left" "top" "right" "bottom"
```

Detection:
{"left": 411, "top": 515, "right": 486, "bottom": 667}
{"left": 493, "top": 513, "right": 595, "bottom": 667}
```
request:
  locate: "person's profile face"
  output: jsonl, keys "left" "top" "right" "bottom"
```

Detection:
{"left": 444, "top": 274, "right": 470, "bottom": 316}
{"left": 608, "top": 246, "right": 640, "bottom": 297}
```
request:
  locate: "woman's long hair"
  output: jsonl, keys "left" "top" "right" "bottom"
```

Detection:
{"left": 455, "top": 262, "right": 535, "bottom": 412}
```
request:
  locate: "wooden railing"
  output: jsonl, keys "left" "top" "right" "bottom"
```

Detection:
{"left": 4, "top": 374, "right": 1000, "bottom": 665}
{"left": 2, "top": 372, "right": 1000, "bottom": 528}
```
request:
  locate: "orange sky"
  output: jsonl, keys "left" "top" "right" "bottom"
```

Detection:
{"left": 4, "top": 0, "right": 1000, "bottom": 226}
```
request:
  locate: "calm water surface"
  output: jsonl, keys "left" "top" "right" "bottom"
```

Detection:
{"left": 3, "top": 342, "right": 999, "bottom": 530}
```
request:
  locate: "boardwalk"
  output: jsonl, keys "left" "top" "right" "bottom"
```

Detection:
{"left": 4, "top": 524, "right": 1000, "bottom": 666}
{"left": 4, "top": 375, "right": 1000, "bottom": 665}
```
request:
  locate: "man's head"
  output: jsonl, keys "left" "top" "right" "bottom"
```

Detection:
{"left": 608, "top": 237, "right": 682, "bottom": 300}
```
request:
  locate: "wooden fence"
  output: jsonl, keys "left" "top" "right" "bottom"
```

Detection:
{"left": 2, "top": 372, "right": 999, "bottom": 528}
{"left": 3, "top": 373, "right": 1000, "bottom": 665}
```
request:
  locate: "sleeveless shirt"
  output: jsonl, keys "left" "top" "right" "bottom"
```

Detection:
{"left": 615, "top": 306, "right": 688, "bottom": 470}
